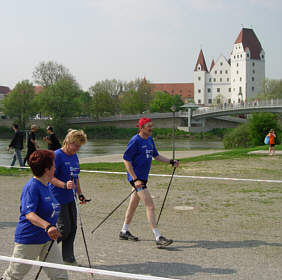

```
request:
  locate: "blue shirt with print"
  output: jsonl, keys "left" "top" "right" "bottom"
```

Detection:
{"left": 49, "top": 149, "right": 80, "bottom": 204}
{"left": 123, "top": 134, "right": 159, "bottom": 181}
{"left": 15, "top": 178, "right": 61, "bottom": 244}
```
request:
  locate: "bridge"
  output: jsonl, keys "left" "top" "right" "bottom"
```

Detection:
{"left": 191, "top": 98, "right": 282, "bottom": 119}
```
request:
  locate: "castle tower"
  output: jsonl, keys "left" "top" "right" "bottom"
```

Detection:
{"left": 230, "top": 28, "right": 265, "bottom": 103}
{"left": 194, "top": 49, "right": 208, "bottom": 104}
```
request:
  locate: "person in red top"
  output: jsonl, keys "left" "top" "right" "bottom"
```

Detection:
{"left": 267, "top": 129, "right": 276, "bottom": 155}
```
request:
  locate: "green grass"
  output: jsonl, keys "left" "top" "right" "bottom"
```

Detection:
{"left": 0, "top": 167, "right": 30, "bottom": 176}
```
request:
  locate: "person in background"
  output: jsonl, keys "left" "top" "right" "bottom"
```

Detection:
{"left": 43, "top": 126, "right": 62, "bottom": 151}
{"left": 1, "top": 150, "right": 68, "bottom": 280}
{"left": 120, "top": 117, "right": 179, "bottom": 248}
{"left": 267, "top": 129, "right": 276, "bottom": 155}
{"left": 7, "top": 124, "right": 24, "bottom": 167}
{"left": 24, "top": 124, "right": 39, "bottom": 166}
{"left": 50, "top": 129, "right": 89, "bottom": 265}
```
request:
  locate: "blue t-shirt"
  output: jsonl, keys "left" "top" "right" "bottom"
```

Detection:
{"left": 15, "top": 178, "right": 61, "bottom": 244}
{"left": 49, "top": 149, "right": 80, "bottom": 204}
{"left": 123, "top": 134, "right": 159, "bottom": 181}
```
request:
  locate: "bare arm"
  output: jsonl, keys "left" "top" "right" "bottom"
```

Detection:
{"left": 123, "top": 159, "right": 138, "bottom": 181}
{"left": 154, "top": 154, "right": 179, "bottom": 167}
{"left": 25, "top": 212, "right": 61, "bottom": 240}
{"left": 50, "top": 177, "right": 74, "bottom": 190}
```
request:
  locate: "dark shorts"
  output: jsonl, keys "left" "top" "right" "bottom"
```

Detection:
{"left": 270, "top": 144, "right": 275, "bottom": 147}
{"left": 130, "top": 179, "right": 147, "bottom": 192}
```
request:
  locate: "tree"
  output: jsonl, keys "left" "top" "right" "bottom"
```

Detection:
{"left": 33, "top": 61, "right": 76, "bottom": 87}
{"left": 89, "top": 90, "right": 116, "bottom": 119}
{"left": 149, "top": 91, "right": 184, "bottom": 113}
{"left": 36, "top": 79, "right": 81, "bottom": 134}
{"left": 257, "top": 78, "right": 282, "bottom": 100}
{"left": 2, "top": 80, "right": 36, "bottom": 128}
{"left": 120, "top": 89, "right": 144, "bottom": 114}
{"left": 77, "top": 90, "right": 91, "bottom": 117}
{"left": 248, "top": 112, "right": 281, "bottom": 146}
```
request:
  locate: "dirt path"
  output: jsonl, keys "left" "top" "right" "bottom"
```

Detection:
{"left": 0, "top": 155, "right": 281, "bottom": 279}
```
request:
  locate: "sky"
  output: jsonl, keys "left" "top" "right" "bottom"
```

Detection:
{"left": 0, "top": 0, "right": 281, "bottom": 91}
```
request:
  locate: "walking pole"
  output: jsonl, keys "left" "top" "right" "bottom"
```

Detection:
{"left": 157, "top": 104, "right": 177, "bottom": 225}
{"left": 91, "top": 189, "right": 136, "bottom": 234}
{"left": 70, "top": 173, "right": 94, "bottom": 279}
{"left": 34, "top": 240, "right": 54, "bottom": 280}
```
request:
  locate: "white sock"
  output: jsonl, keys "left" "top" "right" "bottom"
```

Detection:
{"left": 153, "top": 228, "right": 161, "bottom": 240}
{"left": 121, "top": 223, "right": 129, "bottom": 234}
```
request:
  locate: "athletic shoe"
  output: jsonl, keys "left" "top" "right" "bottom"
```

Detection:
{"left": 156, "top": 236, "right": 173, "bottom": 248}
{"left": 119, "top": 231, "right": 139, "bottom": 241}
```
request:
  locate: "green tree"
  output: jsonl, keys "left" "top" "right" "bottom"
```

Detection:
{"left": 248, "top": 112, "right": 281, "bottom": 146}
{"left": 120, "top": 89, "right": 144, "bottom": 114}
{"left": 223, "top": 123, "right": 251, "bottom": 148}
{"left": 33, "top": 61, "right": 76, "bottom": 87}
{"left": 89, "top": 90, "right": 116, "bottom": 119}
{"left": 77, "top": 90, "right": 91, "bottom": 117}
{"left": 36, "top": 79, "right": 81, "bottom": 134}
{"left": 149, "top": 91, "right": 184, "bottom": 112}
{"left": 257, "top": 78, "right": 282, "bottom": 100}
{"left": 2, "top": 80, "right": 36, "bottom": 128}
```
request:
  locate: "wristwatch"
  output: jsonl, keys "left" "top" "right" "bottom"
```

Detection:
{"left": 45, "top": 224, "right": 54, "bottom": 232}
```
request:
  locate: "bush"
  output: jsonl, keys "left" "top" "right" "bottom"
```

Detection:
{"left": 223, "top": 124, "right": 251, "bottom": 148}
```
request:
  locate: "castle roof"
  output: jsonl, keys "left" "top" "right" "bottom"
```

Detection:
{"left": 209, "top": 59, "right": 215, "bottom": 71}
{"left": 194, "top": 49, "right": 208, "bottom": 72}
{"left": 235, "top": 28, "right": 263, "bottom": 59}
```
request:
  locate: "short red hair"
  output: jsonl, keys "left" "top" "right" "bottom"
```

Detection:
{"left": 29, "top": 150, "right": 55, "bottom": 177}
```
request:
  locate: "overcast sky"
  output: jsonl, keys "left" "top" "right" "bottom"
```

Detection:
{"left": 1, "top": 0, "right": 281, "bottom": 90}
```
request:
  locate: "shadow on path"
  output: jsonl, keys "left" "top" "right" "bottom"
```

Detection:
{"left": 173, "top": 239, "right": 282, "bottom": 250}
{"left": 96, "top": 261, "right": 236, "bottom": 278}
{"left": 0, "top": 222, "right": 17, "bottom": 229}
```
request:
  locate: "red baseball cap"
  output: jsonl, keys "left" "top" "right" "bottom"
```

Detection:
{"left": 138, "top": 117, "right": 152, "bottom": 128}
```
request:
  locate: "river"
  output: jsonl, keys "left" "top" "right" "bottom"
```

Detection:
{"left": 0, "top": 138, "right": 223, "bottom": 166}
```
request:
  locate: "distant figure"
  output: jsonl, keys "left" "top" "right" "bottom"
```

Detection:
{"left": 24, "top": 124, "right": 39, "bottom": 166}
{"left": 267, "top": 129, "right": 276, "bottom": 155}
{"left": 43, "top": 126, "right": 61, "bottom": 151}
{"left": 7, "top": 124, "right": 24, "bottom": 167}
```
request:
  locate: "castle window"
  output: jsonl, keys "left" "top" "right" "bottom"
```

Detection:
{"left": 227, "top": 78, "right": 229, "bottom": 82}
{"left": 198, "top": 77, "right": 201, "bottom": 81}
{"left": 220, "top": 62, "right": 223, "bottom": 66}
{"left": 252, "top": 70, "right": 255, "bottom": 74}
{"left": 237, "top": 63, "right": 239, "bottom": 67}
{"left": 240, "top": 54, "right": 242, "bottom": 58}
{"left": 262, "top": 55, "right": 264, "bottom": 59}
{"left": 220, "top": 70, "right": 222, "bottom": 74}
{"left": 239, "top": 86, "right": 242, "bottom": 93}
{"left": 198, "top": 89, "right": 201, "bottom": 93}
{"left": 213, "top": 78, "right": 216, "bottom": 82}
{"left": 236, "top": 70, "right": 239, "bottom": 74}
{"left": 252, "top": 87, "right": 255, "bottom": 91}
{"left": 229, "top": 88, "right": 231, "bottom": 92}
{"left": 240, "top": 77, "right": 242, "bottom": 81}
{"left": 217, "top": 88, "right": 220, "bottom": 93}
{"left": 234, "top": 56, "right": 236, "bottom": 59}
{"left": 228, "top": 98, "right": 231, "bottom": 104}
{"left": 198, "top": 65, "right": 201, "bottom": 70}
{"left": 198, "top": 99, "right": 201, "bottom": 104}
{"left": 237, "top": 55, "right": 239, "bottom": 58}
{"left": 220, "top": 78, "right": 222, "bottom": 82}
{"left": 252, "top": 62, "right": 255, "bottom": 67}
{"left": 209, "top": 78, "right": 211, "bottom": 82}
{"left": 215, "top": 70, "right": 217, "bottom": 74}
{"left": 247, "top": 53, "right": 249, "bottom": 58}
{"left": 225, "top": 70, "right": 228, "bottom": 74}
{"left": 208, "top": 99, "right": 212, "bottom": 104}
{"left": 252, "top": 77, "right": 255, "bottom": 81}
{"left": 207, "top": 88, "right": 211, "bottom": 93}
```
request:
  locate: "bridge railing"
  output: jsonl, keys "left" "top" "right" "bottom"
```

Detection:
{"left": 192, "top": 98, "right": 282, "bottom": 116}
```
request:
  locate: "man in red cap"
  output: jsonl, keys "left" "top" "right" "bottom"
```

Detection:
{"left": 119, "top": 117, "right": 179, "bottom": 248}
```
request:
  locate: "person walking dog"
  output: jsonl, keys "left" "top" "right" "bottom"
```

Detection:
{"left": 119, "top": 117, "right": 179, "bottom": 248}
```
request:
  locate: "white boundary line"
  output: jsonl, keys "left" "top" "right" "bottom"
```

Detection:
{"left": 1, "top": 165, "right": 281, "bottom": 184}
{"left": 0, "top": 256, "right": 179, "bottom": 280}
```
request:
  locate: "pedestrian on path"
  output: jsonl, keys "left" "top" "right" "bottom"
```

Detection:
{"left": 24, "top": 124, "right": 39, "bottom": 166}
{"left": 50, "top": 129, "right": 89, "bottom": 265}
{"left": 120, "top": 117, "right": 179, "bottom": 248}
{"left": 267, "top": 129, "right": 276, "bottom": 155}
{"left": 43, "top": 126, "right": 62, "bottom": 151}
{"left": 7, "top": 124, "right": 24, "bottom": 167}
{"left": 1, "top": 150, "right": 68, "bottom": 280}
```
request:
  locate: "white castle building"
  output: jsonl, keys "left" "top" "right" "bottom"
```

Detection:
{"left": 194, "top": 28, "right": 265, "bottom": 105}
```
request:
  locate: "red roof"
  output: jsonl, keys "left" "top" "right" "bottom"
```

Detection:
{"left": 210, "top": 59, "right": 215, "bottom": 72}
{"left": 34, "top": 86, "right": 44, "bottom": 94}
{"left": 0, "top": 86, "right": 10, "bottom": 95}
{"left": 194, "top": 49, "right": 208, "bottom": 72}
{"left": 151, "top": 83, "right": 194, "bottom": 101}
{"left": 235, "top": 28, "right": 263, "bottom": 59}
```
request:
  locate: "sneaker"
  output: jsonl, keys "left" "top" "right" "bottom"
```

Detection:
{"left": 119, "top": 231, "right": 139, "bottom": 241}
{"left": 156, "top": 236, "right": 173, "bottom": 248}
